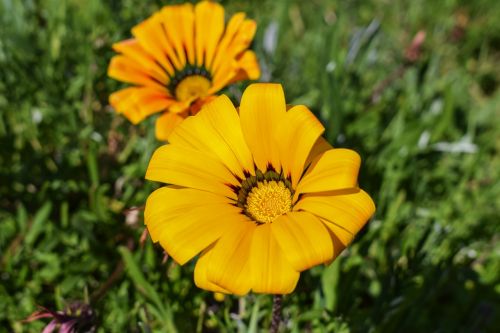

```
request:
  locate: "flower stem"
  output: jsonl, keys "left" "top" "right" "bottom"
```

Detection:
{"left": 270, "top": 294, "right": 282, "bottom": 333}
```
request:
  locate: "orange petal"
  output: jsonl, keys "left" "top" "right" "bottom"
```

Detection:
{"left": 155, "top": 112, "right": 185, "bottom": 141}
{"left": 194, "top": 1, "right": 225, "bottom": 67}
{"left": 132, "top": 14, "right": 178, "bottom": 74}
{"left": 112, "top": 39, "right": 169, "bottom": 84}
{"left": 108, "top": 55, "right": 166, "bottom": 90}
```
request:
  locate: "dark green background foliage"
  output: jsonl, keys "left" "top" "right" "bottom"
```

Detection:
{"left": 1, "top": 0, "right": 499, "bottom": 332}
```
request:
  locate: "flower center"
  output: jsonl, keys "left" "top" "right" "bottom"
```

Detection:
{"left": 174, "top": 75, "right": 211, "bottom": 102}
{"left": 245, "top": 180, "right": 292, "bottom": 224}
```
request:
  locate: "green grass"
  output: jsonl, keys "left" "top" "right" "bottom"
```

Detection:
{"left": 1, "top": 0, "right": 499, "bottom": 332}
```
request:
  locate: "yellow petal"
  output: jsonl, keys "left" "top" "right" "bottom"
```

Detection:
{"left": 249, "top": 224, "right": 300, "bottom": 294}
{"left": 109, "top": 87, "right": 136, "bottom": 112}
{"left": 239, "top": 83, "right": 287, "bottom": 172}
{"left": 112, "top": 39, "right": 169, "bottom": 84}
{"left": 210, "top": 61, "right": 238, "bottom": 94}
{"left": 160, "top": 4, "right": 194, "bottom": 69}
{"left": 271, "top": 212, "right": 334, "bottom": 271}
{"left": 109, "top": 87, "right": 146, "bottom": 124}
{"left": 227, "top": 19, "right": 257, "bottom": 56}
{"left": 234, "top": 50, "right": 261, "bottom": 82}
{"left": 129, "top": 88, "right": 172, "bottom": 117}
{"left": 295, "top": 148, "right": 361, "bottom": 199}
{"left": 169, "top": 95, "right": 255, "bottom": 178}
{"left": 305, "top": 136, "right": 333, "bottom": 167}
{"left": 145, "top": 187, "right": 242, "bottom": 265}
{"left": 318, "top": 217, "right": 349, "bottom": 259}
{"left": 210, "top": 12, "right": 247, "bottom": 74}
{"left": 155, "top": 112, "right": 185, "bottom": 142}
{"left": 206, "top": 217, "right": 255, "bottom": 295}
{"left": 278, "top": 105, "right": 324, "bottom": 188}
{"left": 145, "top": 144, "right": 239, "bottom": 199}
{"left": 107, "top": 55, "right": 166, "bottom": 90}
{"left": 194, "top": 1, "right": 224, "bottom": 67}
{"left": 294, "top": 189, "right": 375, "bottom": 242}
{"left": 132, "top": 15, "right": 178, "bottom": 74}
{"left": 194, "top": 245, "right": 231, "bottom": 293}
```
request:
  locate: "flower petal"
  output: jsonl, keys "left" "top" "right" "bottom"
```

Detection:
{"left": 271, "top": 211, "right": 334, "bottom": 271}
{"left": 194, "top": 245, "right": 231, "bottom": 293}
{"left": 160, "top": 4, "right": 195, "bottom": 69}
{"left": 145, "top": 187, "right": 241, "bottom": 265}
{"left": 107, "top": 55, "right": 165, "bottom": 90}
{"left": 278, "top": 105, "right": 324, "bottom": 188}
{"left": 112, "top": 39, "right": 169, "bottom": 84}
{"left": 295, "top": 148, "right": 361, "bottom": 199}
{"left": 145, "top": 144, "right": 239, "bottom": 199}
{"left": 195, "top": 1, "right": 225, "bottom": 67}
{"left": 210, "top": 12, "right": 246, "bottom": 74}
{"left": 155, "top": 112, "right": 185, "bottom": 141}
{"left": 169, "top": 95, "right": 255, "bottom": 178}
{"left": 294, "top": 189, "right": 375, "bottom": 242}
{"left": 207, "top": 217, "right": 255, "bottom": 295}
{"left": 239, "top": 83, "right": 286, "bottom": 171}
{"left": 233, "top": 50, "right": 261, "bottom": 82}
{"left": 109, "top": 88, "right": 143, "bottom": 123}
{"left": 249, "top": 224, "right": 300, "bottom": 294}
{"left": 132, "top": 14, "right": 178, "bottom": 74}
{"left": 305, "top": 136, "right": 333, "bottom": 167}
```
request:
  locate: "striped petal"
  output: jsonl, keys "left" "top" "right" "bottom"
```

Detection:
{"left": 160, "top": 4, "right": 195, "bottom": 69}
{"left": 107, "top": 55, "right": 165, "bottom": 90}
{"left": 194, "top": 1, "right": 225, "bottom": 67}
{"left": 210, "top": 12, "right": 247, "bottom": 74}
{"left": 112, "top": 39, "right": 169, "bottom": 84}
{"left": 132, "top": 15, "right": 178, "bottom": 74}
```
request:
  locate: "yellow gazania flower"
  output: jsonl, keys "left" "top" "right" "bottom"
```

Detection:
{"left": 144, "top": 83, "right": 375, "bottom": 295}
{"left": 107, "top": 1, "right": 260, "bottom": 140}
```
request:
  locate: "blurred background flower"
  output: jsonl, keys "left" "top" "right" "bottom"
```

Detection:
{"left": 108, "top": 1, "right": 260, "bottom": 141}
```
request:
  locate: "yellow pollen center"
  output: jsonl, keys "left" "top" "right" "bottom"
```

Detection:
{"left": 245, "top": 180, "right": 292, "bottom": 224}
{"left": 174, "top": 75, "right": 211, "bottom": 102}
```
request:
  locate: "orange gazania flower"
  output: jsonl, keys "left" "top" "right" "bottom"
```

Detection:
{"left": 144, "top": 83, "right": 375, "bottom": 295}
{"left": 108, "top": 1, "right": 260, "bottom": 140}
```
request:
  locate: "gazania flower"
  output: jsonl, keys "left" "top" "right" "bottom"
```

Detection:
{"left": 144, "top": 83, "right": 375, "bottom": 295}
{"left": 108, "top": 1, "right": 260, "bottom": 141}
